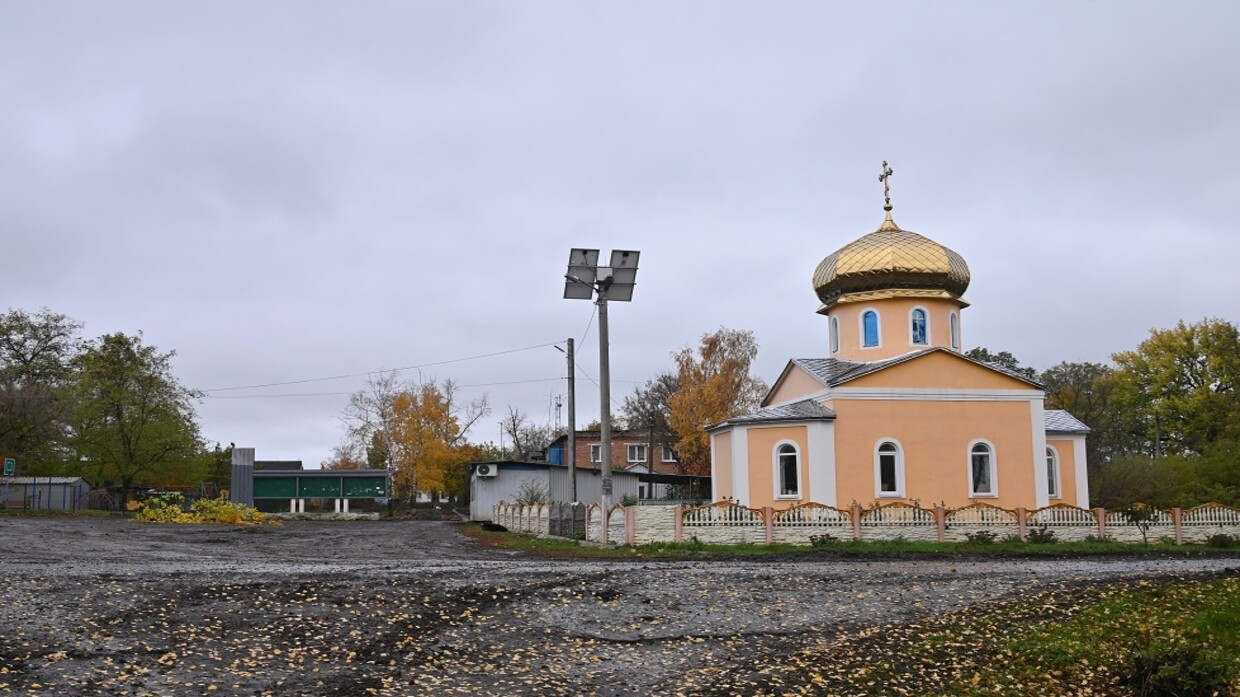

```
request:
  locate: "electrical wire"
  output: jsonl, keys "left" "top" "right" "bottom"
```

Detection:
{"left": 201, "top": 341, "right": 562, "bottom": 393}
{"left": 202, "top": 377, "right": 564, "bottom": 399}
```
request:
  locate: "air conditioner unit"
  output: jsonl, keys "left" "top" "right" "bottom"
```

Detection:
{"left": 475, "top": 464, "right": 498, "bottom": 478}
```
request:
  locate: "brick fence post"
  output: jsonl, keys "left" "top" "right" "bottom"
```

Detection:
{"left": 1016, "top": 507, "right": 1028, "bottom": 542}
{"left": 625, "top": 506, "right": 636, "bottom": 545}
{"left": 764, "top": 507, "right": 774, "bottom": 545}
{"left": 1094, "top": 507, "right": 1107, "bottom": 540}
{"left": 935, "top": 505, "right": 946, "bottom": 543}
{"left": 851, "top": 502, "right": 862, "bottom": 541}
{"left": 674, "top": 505, "right": 684, "bottom": 543}
{"left": 1172, "top": 507, "right": 1183, "bottom": 545}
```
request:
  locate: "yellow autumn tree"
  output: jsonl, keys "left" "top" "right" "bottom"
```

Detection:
{"left": 667, "top": 328, "right": 768, "bottom": 476}
{"left": 387, "top": 380, "right": 488, "bottom": 502}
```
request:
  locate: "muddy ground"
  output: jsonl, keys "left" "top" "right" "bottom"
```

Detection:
{"left": 1, "top": 517, "right": 1237, "bottom": 696}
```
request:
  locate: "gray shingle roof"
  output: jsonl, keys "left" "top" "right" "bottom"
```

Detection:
{"left": 707, "top": 399, "right": 836, "bottom": 430}
{"left": 1045, "top": 409, "right": 1090, "bottom": 433}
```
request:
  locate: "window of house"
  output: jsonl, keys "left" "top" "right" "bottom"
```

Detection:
{"left": 662, "top": 446, "right": 677, "bottom": 462}
{"left": 969, "top": 442, "right": 996, "bottom": 497}
{"left": 911, "top": 308, "right": 928, "bottom": 345}
{"left": 862, "top": 310, "right": 880, "bottom": 347}
{"left": 627, "top": 444, "right": 647, "bottom": 463}
{"left": 589, "top": 444, "right": 602, "bottom": 463}
{"left": 831, "top": 316, "right": 840, "bottom": 353}
{"left": 876, "top": 441, "right": 903, "bottom": 497}
{"left": 950, "top": 312, "right": 960, "bottom": 349}
{"left": 1046, "top": 447, "right": 1060, "bottom": 499}
{"left": 776, "top": 443, "right": 800, "bottom": 498}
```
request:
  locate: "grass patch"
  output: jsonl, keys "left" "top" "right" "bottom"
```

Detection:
{"left": 775, "top": 572, "right": 1240, "bottom": 696}
{"left": 458, "top": 523, "right": 1238, "bottom": 559}
{"left": 972, "top": 575, "right": 1240, "bottom": 695}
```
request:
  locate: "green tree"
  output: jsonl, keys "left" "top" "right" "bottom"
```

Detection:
{"left": 1111, "top": 318, "right": 1240, "bottom": 457}
{"left": 964, "top": 347, "right": 1038, "bottom": 381}
{"left": 0, "top": 308, "right": 84, "bottom": 472}
{"left": 668, "top": 328, "right": 768, "bottom": 476}
{"left": 1040, "top": 361, "right": 1143, "bottom": 497}
{"left": 71, "top": 333, "right": 202, "bottom": 504}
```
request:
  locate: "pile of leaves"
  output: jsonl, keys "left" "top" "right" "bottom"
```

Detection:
{"left": 131, "top": 492, "right": 268, "bottom": 525}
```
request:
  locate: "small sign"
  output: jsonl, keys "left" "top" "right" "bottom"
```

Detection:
{"left": 3, "top": 458, "right": 14, "bottom": 476}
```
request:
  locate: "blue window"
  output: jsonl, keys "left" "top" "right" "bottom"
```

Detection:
{"left": 831, "top": 316, "right": 840, "bottom": 353}
{"left": 911, "top": 309, "right": 927, "bottom": 345}
{"left": 950, "top": 312, "right": 960, "bottom": 349}
{"left": 863, "top": 310, "right": 879, "bottom": 347}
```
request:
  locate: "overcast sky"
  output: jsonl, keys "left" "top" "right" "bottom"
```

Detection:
{"left": 3, "top": 2, "right": 1238, "bottom": 467}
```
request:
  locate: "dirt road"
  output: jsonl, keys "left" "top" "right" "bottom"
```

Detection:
{"left": 1, "top": 517, "right": 1236, "bottom": 695}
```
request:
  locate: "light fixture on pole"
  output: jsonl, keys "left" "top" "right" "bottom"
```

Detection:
{"left": 563, "top": 248, "right": 640, "bottom": 536}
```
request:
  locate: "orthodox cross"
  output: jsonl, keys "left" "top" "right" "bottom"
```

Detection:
{"left": 879, "top": 161, "right": 894, "bottom": 211}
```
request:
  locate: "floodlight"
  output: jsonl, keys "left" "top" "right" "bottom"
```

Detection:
{"left": 563, "top": 248, "right": 600, "bottom": 300}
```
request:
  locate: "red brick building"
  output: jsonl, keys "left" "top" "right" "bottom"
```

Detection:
{"left": 546, "top": 429, "right": 681, "bottom": 475}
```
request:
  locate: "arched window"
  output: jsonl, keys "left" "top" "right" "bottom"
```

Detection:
{"left": 969, "top": 441, "right": 997, "bottom": 497}
{"left": 1046, "top": 447, "right": 1060, "bottom": 499}
{"left": 862, "top": 310, "right": 880, "bottom": 347}
{"left": 911, "top": 308, "right": 928, "bottom": 345}
{"left": 875, "top": 440, "right": 904, "bottom": 497}
{"left": 776, "top": 443, "right": 800, "bottom": 498}
{"left": 831, "top": 316, "right": 840, "bottom": 354}
{"left": 950, "top": 312, "right": 960, "bottom": 349}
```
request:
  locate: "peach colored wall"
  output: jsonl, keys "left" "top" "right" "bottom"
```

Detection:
{"left": 712, "top": 431, "right": 733, "bottom": 499}
{"left": 832, "top": 398, "right": 1037, "bottom": 509}
{"left": 842, "top": 350, "right": 1034, "bottom": 391}
{"left": 828, "top": 297, "right": 963, "bottom": 361}
{"left": 1046, "top": 439, "right": 1077, "bottom": 505}
{"left": 745, "top": 425, "right": 809, "bottom": 510}
{"left": 766, "top": 364, "right": 826, "bottom": 406}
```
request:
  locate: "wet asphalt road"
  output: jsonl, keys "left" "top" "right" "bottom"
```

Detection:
{"left": 1, "top": 517, "right": 1237, "bottom": 695}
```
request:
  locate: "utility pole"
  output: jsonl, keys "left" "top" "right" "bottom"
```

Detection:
{"left": 597, "top": 294, "right": 613, "bottom": 514}
{"left": 563, "top": 248, "right": 640, "bottom": 544}
{"left": 566, "top": 337, "right": 577, "bottom": 504}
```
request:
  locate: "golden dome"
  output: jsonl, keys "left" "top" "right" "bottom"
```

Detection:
{"left": 813, "top": 212, "right": 970, "bottom": 312}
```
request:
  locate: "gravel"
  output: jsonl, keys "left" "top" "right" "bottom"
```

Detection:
{"left": 1, "top": 516, "right": 1236, "bottom": 695}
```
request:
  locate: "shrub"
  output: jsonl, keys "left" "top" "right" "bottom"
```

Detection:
{"left": 1127, "top": 638, "right": 1232, "bottom": 697}
{"left": 1206, "top": 533, "right": 1238, "bottom": 549}
{"left": 619, "top": 494, "right": 638, "bottom": 507}
{"left": 132, "top": 493, "right": 266, "bottom": 525}
{"left": 1026, "top": 525, "right": 1057, "bottom": 544}
{"left": 809, "top": 533, "right": 839, "bottom": 547}
{"left": 514, "top": 479, "right": 551, "bottom": 506}
{"left": 965, "top": 530, "right": 999, "bottom": 545}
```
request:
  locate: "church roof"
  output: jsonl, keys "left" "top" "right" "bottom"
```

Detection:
{"left": 787, "top": 348, "right": 1044, "bottom": 390}
{"left": 1045, "top": 410, "right": 1090, "bottom": 434}
{"left": 812, "top": 212, "right": 971, "bottom": 312}
{"left": 706, "top": 399, "right": 836, "bottom": 431}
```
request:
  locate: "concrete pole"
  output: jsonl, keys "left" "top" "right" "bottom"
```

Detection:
{"left": 566, "top": 337, "right": 578, "bottom": 504}
{"left": 597, "top": 293, "right": 613, "bottom": 522}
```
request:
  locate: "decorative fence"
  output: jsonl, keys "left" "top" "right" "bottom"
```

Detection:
{"left": 492, "top": 500, "right": 1240, "bottom": 546}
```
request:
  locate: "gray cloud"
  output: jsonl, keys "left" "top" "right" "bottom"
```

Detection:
{"left": 2, "top": 1, "right": 1237, "bottom": 464}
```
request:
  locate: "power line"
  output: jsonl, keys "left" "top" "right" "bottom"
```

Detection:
{"left": 202, "top": 341, "right": 563, "bottom": 393}
{"left": 202, "top": 377, "right": 565, "bottom": 399}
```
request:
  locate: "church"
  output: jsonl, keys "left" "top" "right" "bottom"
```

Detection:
{"left": 707, "top": 166, "right": 1089, "bottom": 511}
